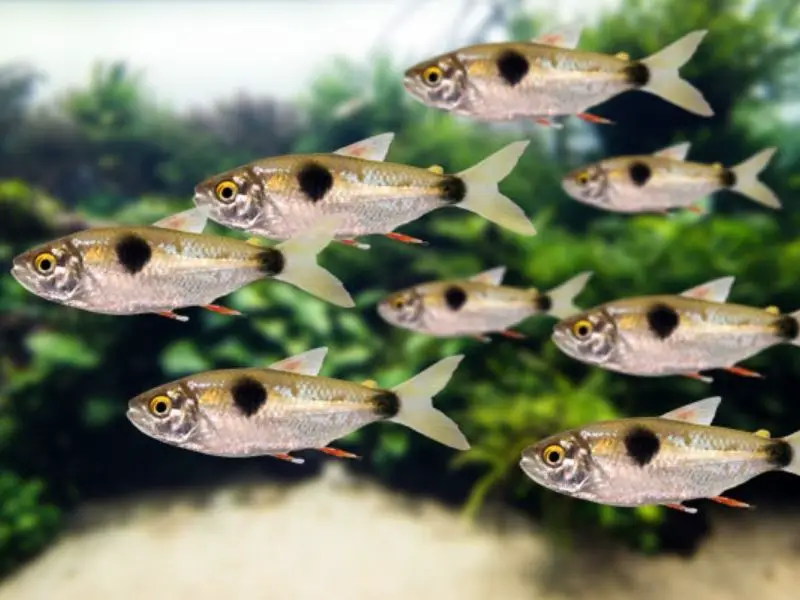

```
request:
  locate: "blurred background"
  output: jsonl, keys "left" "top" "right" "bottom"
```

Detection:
{"left": 1, "top": 0, "right": 799, "bottom": 598}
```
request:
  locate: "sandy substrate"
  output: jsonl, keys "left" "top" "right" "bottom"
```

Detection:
{"left": 1, "top": 463, "right": 798, "bottom": 600}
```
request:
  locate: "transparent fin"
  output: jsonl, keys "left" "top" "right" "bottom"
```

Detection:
{"left": 152, "top": 207, "right": 208, "bottom": 233}
{"left": 274, "top": 217, "right": 355, "bottom": 308}
{"left": 268, "top": 347, "right": 328, "bottom": 376}
{"left": 653, "top": 141, "right": 692, "bottom": 161}
{"left": 333, "top": 132, "right": 394, "bottom": 161}
{"left": 660, "top": 396, "right": 721, "bottom": 425}
{"left": 456, "top": 141, "right": 536, "bottom": 236}
{"left": 781, "top": 430, "right": 800, "bottom": 476}
{"left": 544, "top": 271, "right": 593, "bottom": 319}
{"left": 730, "top": 147, "right": 781, "bottom": 209}
{"left": 639, "top": 30, "right": 713, "bottom": 117}
{"left": 531, "top": 25, "right": 582, "bottom": 49}
{"left": 468, "top": 266, "right": 506, "bottom": 286}
{"left": 680, "top": 276, "right": 735, "bottom": 302}
{"left": 390, "top": 355, "right": 470, "bottom": 451}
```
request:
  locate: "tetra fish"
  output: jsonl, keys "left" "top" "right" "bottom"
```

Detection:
{"left": 562, "top": 142, "right": 780, "bottom": 213}
{"left": 378, "top": 266, "right": 592, "bottom": 340}
{"left": 520, "top": 397, "right": 800, "bottom": 514}
{"left": 126, "top": 348, "right": 470, "bottom": 462}
{"left": 10, "top": 208, "right": 354, "bottom": 320}
{"left": 192, "top": 133, "right": 536, "bottom": 247}
{"left": 551, "top": 276, "right": 798, "bottom": 382}
{"left": 403, "top": 28, "right": 712, "bottom": 124}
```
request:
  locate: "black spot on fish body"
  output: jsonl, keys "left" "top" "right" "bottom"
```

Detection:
{"left": 372, "top": 390, "right": 400, "bottom": 419}
{"left": 115, "top": 234, "right": 152, "bottom": 275}
{"left": 628, "top": 161, "right": 652, "bottom": 187}
{"left": 765, "top": 440, "right": 793, "bottom": 469}
{"left": 719, "top": 168, "right": 737, "bottom": 188}
{"left": 535, "top": 294, "right": 552, "bottom": 313}
{"left": 774, "top": 314, "right": 799, "bottom": 342}
{"left": 231, "top": 376, "right": 268, "bottom": 417}
{"left": 297, "top": 162, "right": 334, "bottom": 202}
{"left": 437, "top": 176, "right": 467, "bottom": 204}
{"left": 646, "top": 303, "right": 680, "bottom": 340}
{"left": 257, "top": 248, "right": 285, "bottom": 276}
{"left": 444, "top": 286, "right": 467, "bottom": 311}
{"left": 624, "top": 426, "right": 661, "bottom": 467}
{"left": 496, "top": 49, "right": 529, "bottom": 86}
{"left": 624, "top": 61, "right": 650, "bottom": 87}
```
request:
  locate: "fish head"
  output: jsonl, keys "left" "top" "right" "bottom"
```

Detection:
{"left": 127, "top": 381, "right": 201, "bottom": 446}
{"left": 377, "top": 287, "right": 425, "bottom": 330}
{"left": 11, "top": 239, "right": 84, "bottom": 303}
{"left": 193, "top": 168, "right": 264, "bottom": 230}
{"left": 403, "top": 54, "right": 468, "bottom": 111}
{"left": 561, "top": 163, "right": 610, "bottom": 207}
{"left": 520, "top": 431, "right": 593, "bottom": 496}
{"left": 551, "top": 308, "right": 619, "bottom": 365}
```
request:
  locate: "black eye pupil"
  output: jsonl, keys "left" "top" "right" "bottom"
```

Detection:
{"left": 578, "top": 326, "right": 588, "bottom": 336}
{"left": 40, "top": 259, "right": 52, "bottom": 271}
{"left": 155, "top": 401, "right": 168, "bottom": 414}
{"left": 547, "top": 451, "right": 561, "bottom": 464}
{"left": 427, "top": 71, "right": 439, "bottom": 82}
{"left": 220, "top": 186, "right": 233, "bottom": 199}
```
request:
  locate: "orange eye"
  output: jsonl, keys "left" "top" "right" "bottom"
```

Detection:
{"left": 214, "top": 180, "right": 238, "bottom": 203}
{"left": 576, "top": 172, "right": 590, "bottom": 185}
{"left": 149, "top": 395, "right": 172, "bottom": 417}
{"left": 422, "top": 66, "right": 443, "bottom": 86}
{"left": 572, "top": 319, "right": 593, "bottom": 339}
{"left": 542, "top": 444, "right": 565, "bottom": 466}
{"left": 33, "top": 252, "right": 56, "bottom": 274}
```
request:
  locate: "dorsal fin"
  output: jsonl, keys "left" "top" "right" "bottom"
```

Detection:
{"left": 468, "top": 266, "right": 506, "bottom": 286}
{"left": 333, "top": 132, "right": 394, "bottom": 161}
{"left": 531, "top": 25, "right": 582, "bottom": 49}
{"left": 680, "top": 276, "right": 734, "bottom": 302}
{"left": 152, "top": 208, "right": 208, "bottom": 233}
{"left": 268, "top": 347, "right": 328, "bottom": 376}
{"left": 660, "top": 397, "right": 721, "bottom": 425}
{"left": 653, "top": 141, "right": 692, "bottom": 161}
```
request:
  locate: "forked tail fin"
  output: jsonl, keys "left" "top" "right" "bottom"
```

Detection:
{"left": 390, "top": 355, "right": 470, "bottom": 450}
{"left": 729, "top": 148, "right": 781, "bottom": 209}
{"left": 541, "top": 271, "right": 593, "bottom": 319}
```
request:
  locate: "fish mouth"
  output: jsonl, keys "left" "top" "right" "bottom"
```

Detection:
{"left": 10, "top": 263, "right": 35, "bottom": 292}
{"left": 518, "top": 455, "right": 541, "bottom": 482}
{"left": 126, "top": 404, "right": 150, "bottom": 434}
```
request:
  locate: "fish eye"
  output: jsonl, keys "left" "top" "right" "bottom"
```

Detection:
{"left": 148, "top": 395, "right": 172, "bottom": 418}
{"left": 572, "top": 319, "right": 593, "bottom": 339}
{"left": 214, "top": 180, "right": 238, "bottom": 203}
{"left": 391, "top": 297, "right": 406, "bottom": 309}
{"left": 576, "top": 171, "right": 590, "bottom": 185}
{"left": 542, "top": 444, "right": 565, "bottom": 467}
{"left": 33, "top": 252, "right": 56, "bottom": 275}
{"left": 422, "top": 66, "right": 443, "bottom": 86}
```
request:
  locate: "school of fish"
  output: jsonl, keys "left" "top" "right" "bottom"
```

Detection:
{"left": 10, "top": 24, "right": 798, "bottom": 520}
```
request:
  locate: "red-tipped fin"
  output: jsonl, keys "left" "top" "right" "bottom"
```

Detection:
{"left": 531, "top": 25, "right": 582, "bottom": 49}
{"left": 660, "top": 396, "right": 721, "bottom": 426}
{"left": 318, "top": 447, "right": 361, "bottom": 460}
{"left": 577, "top": 112, "right": 613, "bottom": 125}
{"left": 723, "top": 365, "right": 763, "bottom": 379}
{"left": 152, "top": 208, "right": 208, "bottom": 234}
{"left": 664, "top": 503, "right": 698, "bottom": 514}
{"left": 680, "top": 276, "right": 735, "bottom": 303}
{"left": 157, "top": 311, "right": 189, "bottom": 322}
{"left": 385, "top": 232, "right": 428, "bottom": 245}
{"left": 333, "top": 132, "right": 394, "bottom": 161}
{"left": 272, "top": 453, "right": 305, "bottom": 465}
{"left": 710, "top": 496, "right": 753, "bottom": 509}
{"left": 268, "top": 347, "right": 328, "bottom": 376}
{"left": 203, "top": 304, "right": 243, "bottom": 317}
{"left": 468, "top": 266, "right": 506, "bottom": 286}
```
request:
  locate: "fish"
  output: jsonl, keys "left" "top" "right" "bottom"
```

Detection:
{"left": 126, "top": 348, "right": 470, "bottom": 462}
{"left": 10, "top": 208, "right": 354, "bottom": 321}
{"left": 519, "top": 396, "right": 800, "bottom": 514}
{"left": 192, "top": 132, "right": 536, "bottom": 247}
{"left": 562, "top": 142, "right": 780, "bottom": 213}
{"left": 377, "top": 266, "right": 592, "bottom": 340}
{"left": 403, "top": 28, "right": 713, "bottom": 124}
{"left": 550, "top": 275, "right": 799, "bottom": 382}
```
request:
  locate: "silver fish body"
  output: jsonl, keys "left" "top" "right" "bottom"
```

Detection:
{"left": 552, "top": 295, "right": 800, "bottom": 377}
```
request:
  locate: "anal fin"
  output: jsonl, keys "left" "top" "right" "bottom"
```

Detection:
{"left": 710, "top": 496, "right": 753, "bottom": 509}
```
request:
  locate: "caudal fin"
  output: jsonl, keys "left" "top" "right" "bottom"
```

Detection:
{"left": 729, "top": 148, "right": 781, "bottom": 209}
{"left": 543, "top": 271, "right": 593, "bottom": 319}
{"left": 456, "top": 141, "right": 536, "bottom": 236}
{"left": 390, "top": 355, "right": 470, "bottom": 450}
{"left": 638, "top": 30, "right": 713, "bottom": 117}
{"left": 779, "top": 430, "right": 800, "bottom": 476}
{"left": 273, "top": 218, "right": 355, "bottom": 308}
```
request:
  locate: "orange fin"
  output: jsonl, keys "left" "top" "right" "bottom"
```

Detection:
{"left": 710, "top": 496, "right": 754, "bottom": 509}
{"left": 339, "top": 239, "right": 371, "bottom": 250}
{"left": 499, "top": 329, "right": 526, "bottom": 339}
{"left": 471, "top": 334, "right": 492, "bottom": 343}
{"left": 723, "top": 366, "right": 763, "bottom": 379}
{"left": 318, "top": 447, "right": 361, "bottom": 460}
{"left": 577, "top": 112, "right": 613, "bottom": 125}
{"left": 157, "top": 311, "right": 189, "bottom": 322}
{"left": 682, "top": 372, "right": 713, "bottom": 383}
{"left": 534, "top": 117, "right": 563, "bottom": 129}
{"left": 664, "top": 503, "right": 698, "bottom": 514}
{"left": 385, "top": 232, "right": 428, "bottom": 245}
{"left": 272, "top": 453, "right": 305, "bottom": 465}
{"left": 686, "top": 204, "right": 705, "bottom": 215}
{"left": 203, "top": 304, "right": 243, "bottom": 317}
